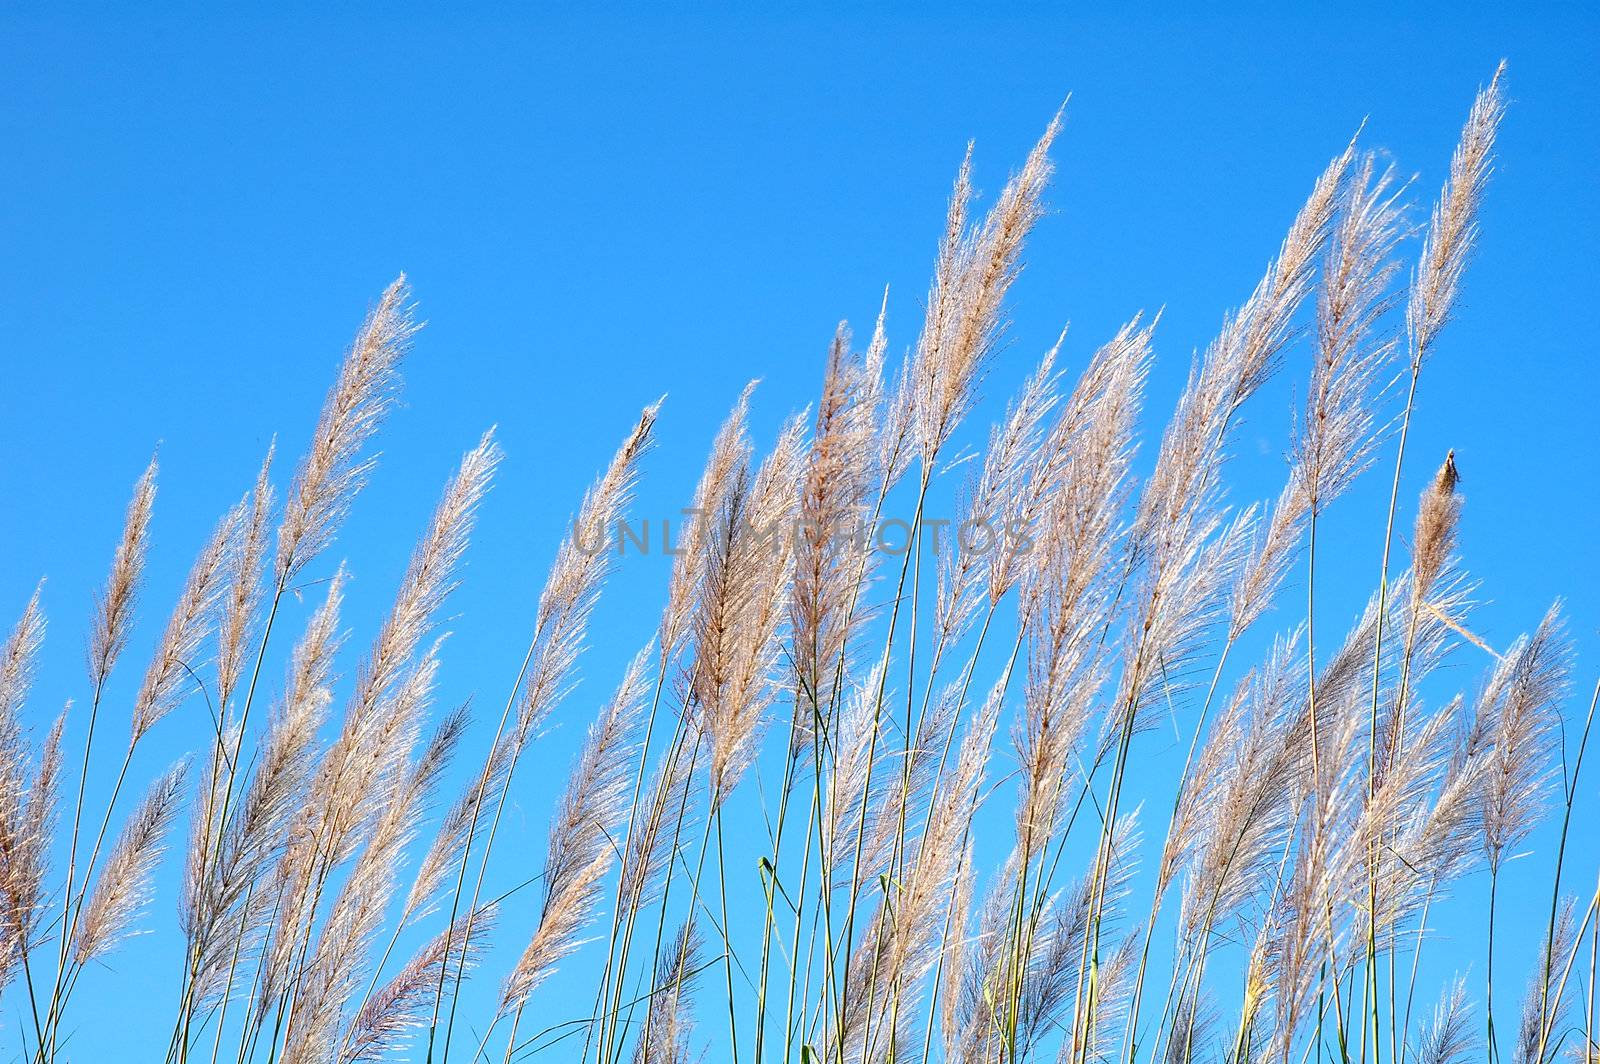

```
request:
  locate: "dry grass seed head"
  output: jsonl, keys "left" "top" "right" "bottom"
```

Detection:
{"left": 74, "top": 758, "right": 188, "bottom": 963}
{"left": 132, "top": 502, "right": 240, "bottom": 742}
{"left": 517, "top": 401, "right": 660, "bottom": 747}
{"left": 1409, "top": 63, "right": 1506, "bottom": 364}
{"left": 500, "top": 647, "right": 652, "bottom": 1012}
{"left": 90, "top": 458, "right": 157, "bottom": 689}
{"left": 276, "top": 277, "right": 416, "bottom": 585}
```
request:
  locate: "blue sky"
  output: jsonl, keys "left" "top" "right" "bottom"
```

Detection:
{"left": 1, "top": 4, "right": 1596, "bottom": 1061}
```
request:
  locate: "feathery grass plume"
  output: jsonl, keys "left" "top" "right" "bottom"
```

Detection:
{"left": 0, "top": 589, "right": 45, "bottom": 727}
{"left": 1482, "top": 607, "right": 1571, "bottom": 871}
{"left": 1263, "top": 718, "right": 1368, "bottom": 1060}
{"left": 131, "top": 502, "right": 241, "bottom": 742}
{"left": 1014, "top": 614, "right": 1103, "bottom": 864}
{"left": 73, "top": 758, "right": 188, "bottom": 963}
{"left": 1175, "top": 727, "right": 1304, "bottom": 1064}
{"left": 1161, "top": 992, "right": 1215, "bottom": 1064}
{"left": 832, "top": 120, "right": 1060, "bottom": 1057}
{"left": 1368, "top": 687, "right": 1473, "bottom": 869}
{"left": 182, "top": 719, "right": 242, "bottom": 971}
{"left": 823, "top": 664, "right": 885, "bottom": 888}
{"left": 182, "top": 571, "right": 346, "bottom": 1021}
{"left": 773, "top": 315, "right": 915, "bottom": 1061}
{"left": 946, "top": 816, "right": 1138, "bottom": 1064}
{"left": 183, "top": 283, "right": 412, "bottom": 1054}
{"left": 1344, "top": 689, "right": 1475, "bottom": 1052}
{"left": 1295, "top": 151, "right": 1405, "bottom": 518}
{"left": 1409, "top": 63, "right": 1506, "bottom": 368}
{"left": 89, "top": 458, "right": 157, "bottom": 689}
{"left": 1119, "top": 163, "right": 1353, "bottom": 837}
{"left": 1401, "top": 696, "right": 1489, "bottom": 890}
{"left": 1009, "top": 320, "right": 1148, "bottom": 824}
{"left": 909, "top": 140, "right": 974, "bottom": 466}
{"left": 1364, "top": 71, "right": 1506, "bottom": 1058}
{"left": 432, "top": 403, "right": 657, "bottom": 1061}
{"left": 1354, "top": 691, "right": 1465, "bottom": 940}
{"left": 348, "top": 430, "right": 499, "bottom": 754}
{"left": 313, "top": 639, "right": 438, "bottom": 879}
{"left": 664, "top": 387, "right": 752, "bottom": 658}
{"left": 1030, "top": 324, "right": 1148, "bottom": 618}
{"left": 616, "top": 720, "right": 699, "bottom": 926}
{"left": 1226, "top": 924, "right": 1277, "bottom": 1064}
{"left": 218, "top": 446, "right": 276, "bottom": 709}
{"left": 694, "top": 415, "right": 804, "bottom": 806}
{"left": 1470, "top": 607, "right": 1571, "bottom": 1063}
{"left": 305, "top": 431, "right": 498, "bottom": 853}
{"left": 595, "top": 723, "right": 702, "bottom": 1064}
{"left": 843, "top": 683, "right": 998, "bottom": 1059}
{"left": 1135, "top": 137, "right": 1353, "bottom": 557}
{"left": 942, "top": 344, "right": 1139, "bottom": 1057}
{"left": 1516, "top": 897, "right": 1578, "bottom": 1064}
{"left": 33, "top": 718, "right": 67, "bottom": 828}
{"left": 1059, "top": 935, "right": 1139, "bottom": 1064}
{"left": 190, "top": 571, "right": 345, "bottom": 995}
{"left": 854, "top": 674, "right": 955, "bottom": 897}
{"left": 1229, "top": 469, "right": 1311, "bottom": 641}
{"left": 1028, "top": 822, "right": 1142, "bottom": 1063}
{"left": 325, "top": 696, "right": 475, "bottom": 1038}
{"left": 1412, "top": 451, "right": 1462, "bottom": 605}
{"left": 879, "top": 352, "right": 920, "bottom": 493}
{"left": 1305, "top": 652, "right": 1374, "bottom": 816}
{"left": 1159, "top": 677, "right": 1250, "bottom": 903}
{"left": 1225, "top": 175, "right": 1409, "bottom": 637}
{"left": 0, "top": 706, "right": 63, "bottom": 972}
{"left": 1178, "top": 637, "right": 1305, "bottom": 946}
{"left": 1304, "top": 578, "right": 1411, "bottom": 760}
{"left": 596, "top": 393, "right": 746, "bottom": 1061}
{"left": 1000, "top": 317, "right": 1151, "bottom": 617}
{"left": 1103, "top": 506, "right": 1256, "bottom": 757}
{"left": 260, "top": 556, "right": 463, "bottom": 1032}
{"left": 1002, "top": 332, "right": 1147, "bottom": 872}
{"left": 610, "top": 388, "right": 740, "bottom": 973}
{"left": 915, "top": 111, "right": 1061, "bottom": 463}
{"left": 939, "top": 839, "right": 978, "bottom": 1053}
{"left": 1103, "top": 126, "right": 1354, "bottom": 854}
{"left": 1416, "top": 977, "right": 1476, "bottom": 1064}
{"left": 282, "top": 685, "right": 460, "bottom": 1064}
{"left": 1369, "top": 567, "right": 1476, "bottom": 787}
{"left": 263, "top": 438, "right": 495, "bottom": 1040}
{"left": 1262, "top": 592, "right": 1400, "bottom": 1052}
{"left": 342, "top": 906, "right": 495, "bottom": 1064}
{"left": 861, "top": 293, "right": 915, "bottom": 499}
{"left": 257, "top": 818, "right": 330, "bottom": 1028}
{"left": 792, "top": 326, "right": 881, "bottom": 751}
{"left": 1324, "top": 174, "right": 1427, "bottom": 1043}
{"left": 1078, "top": 201, "right": 1342, "bottom": 1047}
{"left": 1228, "top": 870, "right": 1305, "bottom": 1062}
{"left": 500, "top": 648, "right": 651, "bottom": 1012}
{"left": 276, "top": 276, "right": 416, "bottom": 585}
{"left": 403, "top": 733, "right": 502, "bottom": 925}
{"left": 934, "top": 340, "right": 1062, "bottom": 659}
{"left": 510, "top": 401, "right": 661, "bottom": 755}
{"left": 0, "top": 589, "right": 49, "bottom": 958}
{"left": 632, "top": 921, "right": 703, "bottom": 1064}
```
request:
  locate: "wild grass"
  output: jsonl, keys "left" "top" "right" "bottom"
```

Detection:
{"left": 2, "top": 62, "right": 1595, "bottom": 1064}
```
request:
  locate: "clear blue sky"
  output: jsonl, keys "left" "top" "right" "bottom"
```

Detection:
{"left": 1, "top": 4, "right": 1595, "bottom": 1060}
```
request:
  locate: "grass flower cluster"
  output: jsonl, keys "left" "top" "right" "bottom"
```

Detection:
{"left": 2, "top": 63, "right": 1595, "bottom": 1064}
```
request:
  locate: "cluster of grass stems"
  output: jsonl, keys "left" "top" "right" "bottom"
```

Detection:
{"left": 2, "top": 63, "right": 1596, "bottom": 1064}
